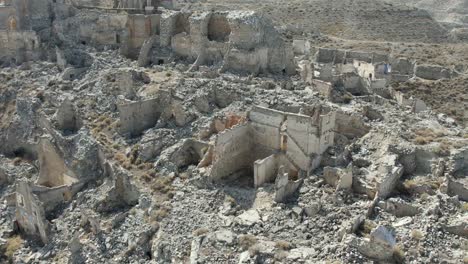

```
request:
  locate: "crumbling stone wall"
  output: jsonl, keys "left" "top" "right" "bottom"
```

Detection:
{"left": 414, "top": 64, "right": 457, "bottom": 80}
{"left": 31, "top": 182, "right": 85, "bottom": 213}
{"left": 161, "top": 11, "right": 295, "bottom": 75}
{"left": 210, "top": 124, "right": 253, "bottom": 181}
{"left": 0, "top": 5, "right": 16, "bottom": 30}
{"left": 36, "top": 138, "right": 78, "bottom": 188}
{"left": 210, "top": 106, "right": 336, "bottom": 181}
{"left": 15, "top": 181, "right": 49, "bottom": 244}
{"left": 117, "top": 90, "right": 171, "bottom": 137}
{"left": 254, "top": 153, "right": 294, "bottom": 188}
{"left": 0, "top": 30, "right": 40, "bottom": 64}
{"left": 123, "top": 14, "right": 160, "bottom": 58}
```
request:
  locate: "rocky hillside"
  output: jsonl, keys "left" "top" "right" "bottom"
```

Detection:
{"left": 389, "top": 0, "right": 468, "bottom": 27}
{"left": 185, "top": 0, "right": 450, "bottom": 42}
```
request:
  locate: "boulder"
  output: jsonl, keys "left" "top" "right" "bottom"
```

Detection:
{"left": 237, "top": 209, "right": 261, "bottom": 226}
{"left": 443, "top": 216, "right": 468, "bottom": 238}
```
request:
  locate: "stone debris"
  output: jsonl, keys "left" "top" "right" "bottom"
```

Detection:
{"left": 0, "top": 0, "right": 467, "bottom": 263}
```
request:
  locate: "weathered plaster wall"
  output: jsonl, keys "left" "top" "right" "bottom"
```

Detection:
{"left": 0, "top": 5, "right": 16, "bottom": 30}
{"left": 0, "top": 30, "right": 40, "bottom": 63}
{"left": 334, "top": 111, "right": 370, "bottom": 139}
{"left": 32, "top": 182, "right": 85, "bottom": 213}
{"left": 165, "top": 11, "right": 294, "bottom": 75}
{"left": 118, "top": 91, "right": 171, "bottom": 136}
{"left": 274, "top": 168, "right": 302, "bottom": 202}
{"left": 210, "top": 124, "right": 253, "bottom": 181}
{"left": 254, "top": 154, "right": 277, "bottom": 188}
{"left": 249, "top": 106, "right": 284, "bottom": 152}
{"left": 15, "top": 181, "right": 49, "bottom": 244}
{"left": 36, "top": 138, "right": 78, "bottom": 188}
{"left": 125, "top": 14, "right": 160, "bottom": 58}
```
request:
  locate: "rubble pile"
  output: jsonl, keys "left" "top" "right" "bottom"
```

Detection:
{"left": 0, "top": 0, "right": 467, "bottom": 263}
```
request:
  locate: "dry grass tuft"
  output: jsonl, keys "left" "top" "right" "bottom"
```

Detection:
{"left": 150, "top": 208, "right": 169, "bottom": 221}
{"left": 411, "top": 229, "right": 424, "bottom": 240}
{"left": 461, "top": 203, "right": 468, "bottom": 212}
{"left": 274, "top": 250, "right": 289, "bottom": 260}
{"left": 239, "top": 234, "right": 257, "bottom": 250}
{"left": 192, "top": 227, "right": 209, "bottom": 236}
{"left": 5, "top": 235, "right": 23, "bottom": 260}
{"left": 151, "top": 176, "right": 174, "bottom": 193}
{"left": 393, "top": 244, "right": 405, "bottom": 263}
{"left": 275, "top": 240, "right": 291, "bottom": 250}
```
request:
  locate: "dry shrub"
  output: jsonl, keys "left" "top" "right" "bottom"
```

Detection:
{"left": 461, "top": 203, "right": 468, "bottom": 212}
{"left": 239, "top": 234, "right": 257, "bottom": 250}
{"left": 412, "top": 128, "right": 440, "bottom": 145}
{"left": 411, "top": 229, "right": 424, "bottom": 240}
{"left": 12, "top": 157, "right": 22, "bottom": 166}
{"left": 192, "top": 227, "right": 209, "bottom": 236}
{"left": 114, "top": 152, "right": 127, "bottom": 163}
{"left": 122, "top": 161, "right": 132, "bottom": 170}
{"left": 274, "top": 250, "right": 288, "bottom": 260}
{"left": 5, "top": 235, "right": 23, "bottom": 260}
{"left": 393, "top": 244, "right": 405, "bottom": 263}
{"left": 140, "top": 173, "right": 152, "bottom": 183}
{"left": 138, "top": 163, "right": 153, "bottom": 170}
{"left": 360, "top": 220, "right": 377, "bottom": 235}
{"left": 151, "top": 208, "right": 169, "bottom": 221}
{"left": 414, "top": 136, "right": 433, "bottom": 145}
{"left": 248, "top": 244, "right": 260, "bottom": 257}
{"left": 275, "top": 240, "right": 291, "bottom": 250}
{"left": 151, "top": 176, "right": 174, "bottom": 193}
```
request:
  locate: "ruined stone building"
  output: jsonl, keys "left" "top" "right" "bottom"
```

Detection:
{"left": 0, "top": 0, "right": 48, "bottom": 64}
{"left": 14, "top": 129, "right": 106, "bottom": 243}
{"left": 204, "top": 106, "right": 335, "bottom": 201}
{"left": 1, "top": 0, "right": 294, "bottom": 75}
{"left": 153, "top": 11, "right": 295, "bottom": 75}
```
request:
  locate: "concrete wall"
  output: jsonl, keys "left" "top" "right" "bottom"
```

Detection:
{"left": 15, "top": 181, "right": 49, "bottom": 244}
{"left": 311, "top": 79, "right": 333, "bottom": 98}
{"left": 451, "top": 147, "right": 468, "bottom": 176}
{"left": 285, "top": 132, "right": 310, "bottom": 171}
{"left": 0, "top": 30, "right": 40, "bottom": 63}
{"left": 335, "top": 111, "right": 370, "bottom": 139}
{"left": 254, "top": 154, "right": 277, "bottom": 188}
{"left": 125, "top": 14, "right": 160, "bottom": 58}
{"left": 354, "top": 60, "right": 375, "bottom": 79}
{"left": 286, "top": 113, "right": 319, "bottom": 155}
{"left": 392, "top": 90, "right": 428, "bottom": 113}
{"left": 118, "top": 91, "right": 171, "bottom": 137}
{"left": 316, "top": 48, "right": 387, "bottom": 65}
{"left": 249, "top": 106, "right": 284, "bottom": 151}
{"left": 274, "top": 169, "right": 302, "bottom": 202}
{"left": 0, "top": 5, "right": 16, "bottom": 30}
{"left": 32, "top": 182, "right": 84, "bottom": 213}
{"left": 210, "top": 124, "right": 253, "bottom": 181}
{"left": 27, "top": 0, "right": 51, "bottom": 32}
{"left": 36, "top": 138, "right": 78, "bottom": 188}
{"left": 391, "top": 58, "right": 414, "bottom": 75}
{"left": 319, "top": 112, "right": 335, "bottom": 154}
{"left": 292, "top": 39, "right": 310, "bottom": 55}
